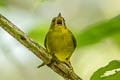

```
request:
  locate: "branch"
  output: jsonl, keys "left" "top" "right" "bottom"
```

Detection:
{"left": 0, "top": 13, "right": 82, "bottom": 80}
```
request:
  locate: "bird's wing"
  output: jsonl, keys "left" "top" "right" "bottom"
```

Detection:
{"left": 72, "top": 34, "right": 77, "bottom": 49}
{"left": 44, "top": 35, "right": 47, "bottom": 48}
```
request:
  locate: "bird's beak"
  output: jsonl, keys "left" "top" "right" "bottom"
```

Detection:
{"left": 56, "top": 13, "right": 63, "bottom": 26}
{"left": 58, "top": 13, "right": 61, "bottom": 17}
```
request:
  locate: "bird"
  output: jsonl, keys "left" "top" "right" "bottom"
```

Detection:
{"left": 38, "top": 13, "right": 76, "bottom": 68}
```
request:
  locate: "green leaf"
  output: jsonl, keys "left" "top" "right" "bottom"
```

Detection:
{"left": 77, "top": 15, "right": 120, "bottom": 48}
{"left": 90, "top": 60, "right": 120, "bottom": 80}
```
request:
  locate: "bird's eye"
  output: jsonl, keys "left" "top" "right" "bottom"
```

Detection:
{"left": 52, "top": 19, "right": 55, "bottom": 22}
{"left": 52, "top": 17, "right": 56, "bottom": 22}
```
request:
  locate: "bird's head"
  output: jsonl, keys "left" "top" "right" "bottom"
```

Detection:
{"left": 50, "top": 13, "right": 66, "bottom": 29}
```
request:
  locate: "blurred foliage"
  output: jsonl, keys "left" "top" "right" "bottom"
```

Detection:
{"left": 113, "top": 33, "right": 120, "bottom": 48}
{"left": 77, "top": 15, "right": 120, "bottom": 48}
{"left": 28, "top": 23, "right": 48, "bottom": 46}
{"left": 90, "top": 60, "right": 120, "bottom": 80}
{"left": 0, "top": 0, "right": 56, "bottom": 10}
{"left": 0, "top": 0, "right": 7, "bottom": 7}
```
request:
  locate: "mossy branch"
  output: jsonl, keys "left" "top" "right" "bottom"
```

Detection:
{"left": 0, "top": 13, "right": 82, "bottom": 80}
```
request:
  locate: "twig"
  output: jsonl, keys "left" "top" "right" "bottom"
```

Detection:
{"left": 0, "top": 13, "right": 82, "bottom": 80}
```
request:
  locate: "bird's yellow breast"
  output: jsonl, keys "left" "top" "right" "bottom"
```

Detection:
{"left": 46, "top": 27, "right": 75, "bottom": 62}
